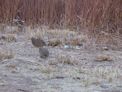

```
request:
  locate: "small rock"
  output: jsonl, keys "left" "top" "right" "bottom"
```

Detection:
{"left": 73, "top": 77, "right": 81, "bottom": 80}
{"left": 117, "top": 85, "right": 122, "bottom": 88}
{"left": 17, "top": 89, "right": 30, "bottom": 92}
{"left": 100, "top": 83, "right": 111, "bottom": 89}
{"left": 101, "top": 89, "right": 121, "bottom": 92}
{"left": 55, "top": 76, "right": 65, "bottom": 79}
{"left": 64, "top": 45, "right": 70, "bottom": 49}
{"left": 102, "top": 47, "right": 109, "bottom": 51}
{"left": 75, "top": 46, "right": 81, "bottom": 49}
{"left": 93, "top": 91, "right": 102, "bottom": 92}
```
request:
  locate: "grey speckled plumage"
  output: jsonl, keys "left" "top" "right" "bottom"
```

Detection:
{"left": 39, "top": 47, "right": 49, "bottom": 58}
{"left": 31, "top": 37, "right": 46, "bottom": 48}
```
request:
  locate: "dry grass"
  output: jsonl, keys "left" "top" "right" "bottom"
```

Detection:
{"left": 0, "top": 48, "right": 15, "bottom": 61}
{"left": 48, "top": 39, "right": 62, "bottom": 47}
{"left": 0, "top": 24, "right": 6, "bottom": 32}
{"left": 0, "top": 24, "right": 22, "bottom": 34}
{"left": 4, "top": 25, "right": 20, "bottom": 34}
{"left": 0, "top": 0, "right": 121, "bottom": 28}
{"left": 77, "top": 66, "right": 121, "bottom": 87}
{"left": 95, "top": 55, "right": 113, "bottom": 62}
{"left": 28, "top": 26, "right": 87, "bottom": 46}
{"left": 38, "top": 64, "right": 57, "bottom": 75}
{"left": 0, "top": 34, "right": 17, "bottom": 42}
{"left": 64, "top": 37, "right": 85, "bottom": 46}
{"left": 57, "top": 54, "right": 78, "bottom": 65}
{"left": 0, "top": 0, "right": 121, "bottom": 49}
{"left": 1, "top": 24, "right": 121, "bottom": 49}
{"left": 38, "top": 64, "right": 121, "bottom": 87}
{"left": 27, "top": 26, "right": 122, "bottom": 50}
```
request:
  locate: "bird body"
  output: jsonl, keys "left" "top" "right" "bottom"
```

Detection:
{"left": 31, "top": 37, "right": 46, "bottom": 48}
{"left": 31, "top": 37, "right": 49, "bottom": 59}
{"left": 39, "top": 47, "right": 49, "bottom": 58}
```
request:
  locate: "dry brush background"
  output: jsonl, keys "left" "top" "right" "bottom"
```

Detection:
{"left": 0, "top": 1, "right": 122, "bottom": 91}
{"left": 0, "top": 0, "right": 122, "bottom": 48}
{"left": 0, "top": 0, "right": 121, "bottom": 27}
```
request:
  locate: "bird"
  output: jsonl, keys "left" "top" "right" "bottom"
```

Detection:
{"left": 39, "top": 47, "right": 49, "bottom": 59}
{"left": 31, "top": 37, "right": 46, "bottom": 48}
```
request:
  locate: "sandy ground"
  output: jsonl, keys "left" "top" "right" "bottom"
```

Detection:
{"left": 0, "top": 30, "right": 122, "bottom": 92}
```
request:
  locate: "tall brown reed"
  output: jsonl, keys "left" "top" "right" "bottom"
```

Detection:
{"left": 0, "top": 0, "right": 121, "bottom": 30}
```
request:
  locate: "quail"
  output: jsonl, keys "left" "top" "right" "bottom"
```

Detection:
{"left": 31, "top": 37, "right": 46, "bottom": 47}
{"left": 39, "top": 47, "right": 49, "bottom": 59}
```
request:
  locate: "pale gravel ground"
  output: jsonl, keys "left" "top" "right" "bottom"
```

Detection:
{"left": 0, "top": 31, "right": 122, "bottom": 92}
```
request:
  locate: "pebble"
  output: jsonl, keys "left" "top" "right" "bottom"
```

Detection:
{"left": 100, "top": 83, "right": 112, "bottom": 89}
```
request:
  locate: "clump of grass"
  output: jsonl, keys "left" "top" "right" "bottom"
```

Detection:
{"left": 6, "top": 64, "right": 16, "bottom": 69}
{"left": 3, "top": 25, "right": 20, "bottom": 34}
{"left": 0, "top": 34, "right": 17, "bottom": 42}
{"left": 39, "top": 64, "right": 57, "bottom": 74}
{"left": 95, "top": 54, "right": 113, "bottom": 62}
{"left": 57, "top": 54, "right": 78, "bottom": 65}
{"left": 78, "top": 66, "right": 121, "bottom": 85}
{"left": 48, "top": 58, "right": 59, "bottom": 65}
{"left": 48, "top": 39, "right": 62, "bottom": 47}
{"left": 28, "top": 27, "right": 87, "bottom": 48}
{"left": 0, "top": 24, "right": 5, "bottom": 32}
{"left": 0, "top": 24, "right": 21, "bottom": 34}
{"left": 0, "top": 49, "right": 15, "bottom": 61}
{"left": 64, "top": 37, "right": 85, "bottom": 46}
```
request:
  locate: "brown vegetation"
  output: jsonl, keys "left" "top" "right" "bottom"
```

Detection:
{"left": 0, "top": 48, "right": 14, "bottom": 61}
{"left": 0, "top": 0, "right": 121, "bottom": 29}
{"left": 95, "top": 55, "right": 113, "bottom": 62}
{"left": 48, "top": 39, "right": 62, "bottom": 47}
{"left": 0, "top": 34, "right": 16, "bottom": 42}
{"left": 0, "top": 0, "right": 121, "bottom": 48}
